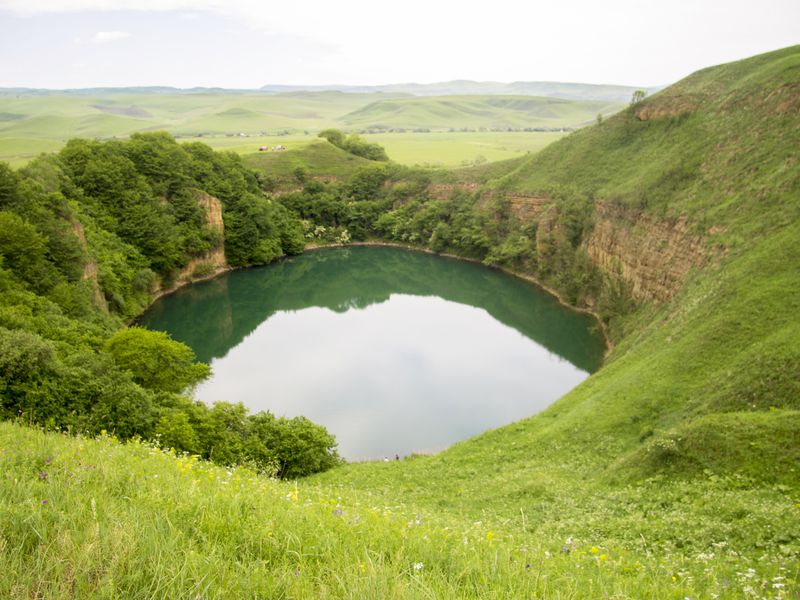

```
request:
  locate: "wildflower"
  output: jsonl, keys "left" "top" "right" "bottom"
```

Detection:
{"left": 590, "top": 546, "right": 600, "bottom": 554}
{"left": 413, "top": 562, "right": 423, "bottom": 571}
{"left": 599, "top": 554, "right": 608, "bottom": 561}
{"left": 38, "top": 470, "right": 47, "bottom": 480}
{"left": 294, "top": 568, "right": 300, "bottom": 577}
{"left": 333, "top": 509, "right": 343, "bottom": 517}
{"left": 486, "top": 531, "right": 495, "bottom": 542}
{"left": 524, "top": 563, "right": 531, "bottom": 569}
{"left": 41, "top": 499, "right": 48, "bottom": 505}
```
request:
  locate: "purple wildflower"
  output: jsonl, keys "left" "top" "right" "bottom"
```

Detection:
{"left": 333, "top": 509, "right": 343, "bottom": 517}
{"left": 41, "top": 500, "right": 48, "bottom": 505}
{"left": 38, "top": 470, "right": 48, "bottom": 480}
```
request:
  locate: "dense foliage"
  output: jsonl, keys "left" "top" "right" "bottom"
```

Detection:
{"left": 318, "top": 128, "right": 390, "bottom": 161}
{"left": 0, "top": 133, "right": 338, "bottom": 477}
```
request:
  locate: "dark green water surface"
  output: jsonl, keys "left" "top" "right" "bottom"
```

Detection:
{"left": 139, "top": 246, "right": 606, "bottom": 460}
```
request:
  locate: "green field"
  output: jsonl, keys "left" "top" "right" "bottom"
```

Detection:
{"left": 0, "top": 90, "right": 617, "bottom": 166}
{"left": 180, "top": 131, "right": 565, "bottom": 170}
{"left": 361, "top": 131, "right": 566, "bottom": 166}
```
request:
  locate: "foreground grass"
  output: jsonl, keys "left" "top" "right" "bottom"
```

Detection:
{"left": 2, "top": 422, "right": 796, "bottom": 598}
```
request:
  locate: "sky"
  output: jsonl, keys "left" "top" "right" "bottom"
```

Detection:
{"left": 0, "top": 0, "right": 797, "bottom": 89}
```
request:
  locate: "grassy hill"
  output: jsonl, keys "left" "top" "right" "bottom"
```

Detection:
{"left": 242, "top": 140, "right": 375, "bottom": 184}
{"left": 2, "top": 46, "right": 799, "bottom": 597}
{"left": 339, "top": 95, "right": 621, "bottom": 130}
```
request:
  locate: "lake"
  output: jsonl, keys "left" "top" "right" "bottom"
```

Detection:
{"left": 139, "top": 246, "right": 606, "bottom": 460}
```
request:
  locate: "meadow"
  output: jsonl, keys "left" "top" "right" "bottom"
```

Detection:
{"left": 177, "top": 131, "right": 566, "bottom": 169}
{"left": 2, "top": 421, "right": 794, "bottom": 598}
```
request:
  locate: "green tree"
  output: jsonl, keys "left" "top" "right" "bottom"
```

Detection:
{"left": 104, "top": 327, "right": 211, "bottom": 393}
{"left": 317, "top": 128, "right": 346, "bottom": 148}
{"left": 0, "top": 211, "right": 62, "bottom": 293}
{"left": 630, "top": 89, "right": 647, "bottom": 105}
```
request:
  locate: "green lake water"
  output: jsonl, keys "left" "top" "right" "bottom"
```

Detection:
{"left": 139, "top": 246, "right": 606, "bottom": 460}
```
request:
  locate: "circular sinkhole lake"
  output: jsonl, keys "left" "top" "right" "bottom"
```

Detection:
{"left": 139, "top": 246, "right": 606, "bottom": 460}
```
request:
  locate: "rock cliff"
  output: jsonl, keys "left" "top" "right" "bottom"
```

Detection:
{"left": 583, "top": 202, "right": 711, "bottom": 302}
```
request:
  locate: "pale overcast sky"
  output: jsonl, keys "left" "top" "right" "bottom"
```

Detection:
{"left": 0, "top": 0, "right": 797, "bottom": 89}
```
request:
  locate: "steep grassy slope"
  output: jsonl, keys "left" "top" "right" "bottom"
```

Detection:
{"left": 494, "top": 46, "right": 800, "bottom": 239}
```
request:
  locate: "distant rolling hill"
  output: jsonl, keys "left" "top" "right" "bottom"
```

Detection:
{"left": 339, "top": 95, "right": 622, "bottom": 130}
{"left": 260, "top": 80, "right": 660, "bottom": 102}
{"left": 0, "top": 89, "right": 625, "bottom": 165}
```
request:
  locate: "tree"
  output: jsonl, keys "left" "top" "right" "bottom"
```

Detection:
{"left": 317, "top": 128, "right": 346, "bottom": 148}
{"left": 630, "top": 89, "right": 647, "bottom": 105}
{"left": 105, "top": 327, "right": 211, "bottom": 393}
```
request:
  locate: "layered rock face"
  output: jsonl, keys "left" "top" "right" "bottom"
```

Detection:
{"left": 483, "top": 190, "right": 712, "bottom": 303}
{"left": 584, "top": 202, "right": 710, "bottom": 302}
{"left": 192, "top": 191, "right": 227, "bottom": 271}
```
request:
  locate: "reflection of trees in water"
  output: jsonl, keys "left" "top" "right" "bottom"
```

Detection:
{"left": 140, "top": 247, "right": 605, "bottom": 372}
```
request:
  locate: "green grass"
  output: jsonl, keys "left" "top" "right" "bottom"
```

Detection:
{"left": 2, "top": 421, "right": 796, "bottom": 598}
{"left": 242, "top": 140, "right": 375, "bottom": 182}
{"left": 360, "top": 131, "right": 565, "bottom": 167}
{"left": 191, "top": 131, "right": 564, "bottom": 171}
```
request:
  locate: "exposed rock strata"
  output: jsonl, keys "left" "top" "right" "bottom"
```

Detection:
{"left": 584, "top": 203, "right": 710, "bottom": 302}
